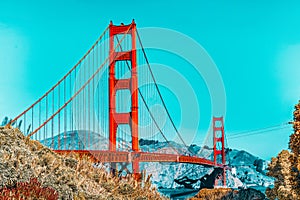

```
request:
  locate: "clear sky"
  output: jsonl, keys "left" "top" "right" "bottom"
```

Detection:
{"left": 0, "top": 0, "right": 299, "bottom": 160}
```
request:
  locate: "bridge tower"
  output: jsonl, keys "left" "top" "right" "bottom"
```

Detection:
{"left": 213, "top": 116, "right": 226, "bottom": 186}
{"left": 109, "top": 20, "right": 140, "bottom": 178}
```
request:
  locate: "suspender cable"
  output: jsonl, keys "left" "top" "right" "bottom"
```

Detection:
{"left": 9, "top": 26, "right": 109, "bottom": 126}
{"left": 27, "top": 25, "right": 132, "bottom": 138}
{"left": 115, "top": 36, "right": 180, "bottom": 155}
{"left": 136, "top": 30, "right": 193, "bottom": 154}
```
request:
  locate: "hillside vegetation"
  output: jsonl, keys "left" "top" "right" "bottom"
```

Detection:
{"left": 0, "top": 127, "right": 165, "bottom": 199}
{"left": 266, "top": 100, "right": 300, "bottom": 199}
{"left": 190, "top": 188, "right": 265, "bottom": 200}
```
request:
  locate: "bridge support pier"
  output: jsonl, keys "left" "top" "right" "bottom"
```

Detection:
{"left": 132, "top": 159, "right": 141, "bottom": 180}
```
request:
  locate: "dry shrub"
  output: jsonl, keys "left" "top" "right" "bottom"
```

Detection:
{"left": 190, "top": 188, "right": 265, "bottom": 200}
{"left": 266, "top": 150, "right": 297, "bottom": 199}
{"left": 190, "top": 188, "right": 232, "bottom": 200}
{"left": 0, "top": 178, "right": 58, "bottom": 199}
{"left": 0, "top": 127, "right": 166, "bottom": 200}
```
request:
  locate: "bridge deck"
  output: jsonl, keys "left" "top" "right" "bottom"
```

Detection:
{"left": 54, "top": 150, "right": 225, "bottom": 168}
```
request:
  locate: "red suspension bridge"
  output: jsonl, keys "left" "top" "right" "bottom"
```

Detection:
{"left": 9, "top": 21, "right": 227, "bottom": 185}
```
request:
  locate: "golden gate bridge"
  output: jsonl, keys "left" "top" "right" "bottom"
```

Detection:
{"left": 8, "top": 20, "right": 226, "bottom": 186}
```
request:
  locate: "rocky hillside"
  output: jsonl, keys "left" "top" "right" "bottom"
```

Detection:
{"left": 140, "top": 146, "right": 273, "bottom": 191}
{"left": 227, "top": 149, "right": 273, "bottom": 188}
{"left": 0, "top": 127, "right": 165, "bottom": 199}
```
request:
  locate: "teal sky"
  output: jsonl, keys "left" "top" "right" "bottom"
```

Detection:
{"left": 0, "top": 0, "right": 299, "bottom": 160}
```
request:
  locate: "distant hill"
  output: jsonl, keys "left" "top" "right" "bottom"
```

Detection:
{"left": 139, "top": 143, "right": 274, "bottom": 191}
{"left": 40, "top": 130, "right": 274, "bottom": 192}
{"left": 41, "top": 130, "right": 108, "bottom": 150}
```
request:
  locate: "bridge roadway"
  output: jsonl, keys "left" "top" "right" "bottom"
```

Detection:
{"left": 54, "top": 150, "right": 224, "bottom": 168}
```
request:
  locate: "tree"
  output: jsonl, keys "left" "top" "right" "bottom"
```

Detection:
{"left": 266, "top": 100, "right": 300, "bottom": 199}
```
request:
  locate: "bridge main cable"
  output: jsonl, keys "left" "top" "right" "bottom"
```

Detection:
{"left": 26, "top": 25, "right": 133, "bottom": 137}
{"left": 9, "top": 25, "right": 110, "bottom": 127}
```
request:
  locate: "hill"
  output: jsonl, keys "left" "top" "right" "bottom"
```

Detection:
{"left": 0, "top": 127, "right": 165, "bottom": 199}
{"left": 36, "top": 129, "right": 274, "bottom": 192}
{"left": 139, "top": 146, "right": 273, "bottom": 191}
